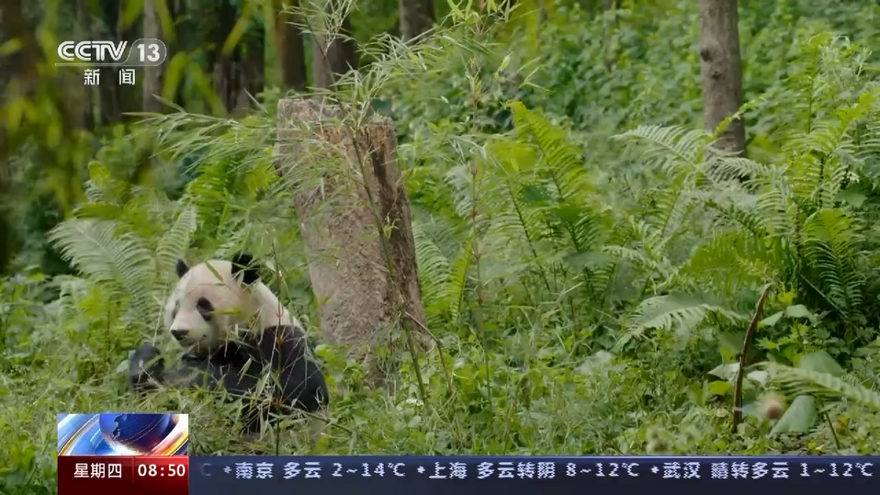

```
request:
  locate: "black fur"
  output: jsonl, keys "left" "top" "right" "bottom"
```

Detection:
{"left": 195, "top": 297, "right": 214, "bottom": 321}
{"left": 231, "top": 252, "right": 260, "bottom": 286}
{"left": 128, "top": 324, "right": 329, "bottom": 436}
{"left": 176, "top": 259, "right": 189, "bottom": 278}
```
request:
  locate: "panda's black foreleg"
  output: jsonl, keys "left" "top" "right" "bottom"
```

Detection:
{"left": 271, "top": 325, "right": 330, "bottom": 413}
{"left": 129, "top": 344, "right": 221, "bottom": 394}
{"left": 216, "top": 367, "right": 266, "bottom": 441}
{"left": 128, "top": 343, "right": 167, "bottom": 394}
{"left": 239, "top": 401, "right": 263, "bottom": 441}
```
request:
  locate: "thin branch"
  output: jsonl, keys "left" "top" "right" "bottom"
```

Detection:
{"left": 407, "top": 310, "right": 455, "bottom": 396}
{"left": 732, "top": 284, "right": 771, "bottom": 432}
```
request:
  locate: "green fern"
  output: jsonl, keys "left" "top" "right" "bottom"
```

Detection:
{"left": 500, "top": 103, "right": 618, "bottom": 305}
{"left": 509, "top": 101, "right": 594, "bottom": 204}
{"left": 446, "top": 236, "right": 474, "bottom": 327}
{"left": 800, "top": 208, "right": 865, "bottom": 319}
{"left": 617, "top": 293, "right": 748, "bottom": 351}
{"left": 614, "top": 34, "right": 880, "bottom": 335}
{"left": 48, "top": 220, "right": 156, "bottom": 324}
{"left": 763, "top": 362, "right": 880, "bottom": 411}
{"left": 679, "top": 230, "right": 777, "bottom": 294}
{"left": 154, "top": 205, "right": 199, "bottom": 292}
{"left": 48, "top": 197, "right": 201, "bottom": 332}
{"left": 613, "top": 125, "right": 712, "bottom": 176}
{"left": 413, "top": 221, "right": 455, "bottom": 328}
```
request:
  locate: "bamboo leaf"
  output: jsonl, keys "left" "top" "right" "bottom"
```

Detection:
{"left": 121, "top": 0, "right": 146, "bottom": 29}
{"left": 151, "top": 0, "right": 176, "bottom": 45}
{"left": 221, "top": 1, "right": 255, "bottom": 56}
{"left": 161, "top": 52, "right": 190, "bottom": 100}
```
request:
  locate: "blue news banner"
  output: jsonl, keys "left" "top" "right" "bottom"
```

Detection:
{"left": 189, "top": 455, "right": 878, "bottom": 495}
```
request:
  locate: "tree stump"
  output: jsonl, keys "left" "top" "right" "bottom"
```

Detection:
{"left": 274, "top": 98, "right": 428, "bottom": 377}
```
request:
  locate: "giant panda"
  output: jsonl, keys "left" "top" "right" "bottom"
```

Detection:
{"left": 127, "top": 253, "right": 329, "bottom": 439}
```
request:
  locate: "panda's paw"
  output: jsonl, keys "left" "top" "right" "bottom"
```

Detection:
{"left": 128, "top": 343, "right": 165, "bottom": 392}
{"left": 131, "top": 343, "right": 165, "bottom": 370}
{"left": 242, "top": 431, "right": 262, "bottom": 443}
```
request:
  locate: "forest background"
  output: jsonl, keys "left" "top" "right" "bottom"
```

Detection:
{"left": 2, "top": 0, "right": 880, "bottom": 493}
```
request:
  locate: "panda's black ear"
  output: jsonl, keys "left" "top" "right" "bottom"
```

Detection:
{"left": 231, "top": 252, "right": 260, "bottom": 286}
{"left": 176, "top": 259, "right": 189, "bottom": 278}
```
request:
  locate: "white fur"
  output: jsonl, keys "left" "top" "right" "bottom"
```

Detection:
{"left": 165, "top": 259, "right": 299, "bottom": 355}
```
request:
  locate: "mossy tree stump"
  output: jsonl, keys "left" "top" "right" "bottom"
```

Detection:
{"left": 274, "top": 98, "right": 428, "bottom": 380}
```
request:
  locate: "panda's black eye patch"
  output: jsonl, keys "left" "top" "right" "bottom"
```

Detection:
{"left": 196, "top": 297, "right": 214, "bottom": 321}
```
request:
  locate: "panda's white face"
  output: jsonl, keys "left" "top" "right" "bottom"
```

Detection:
{"left": 165, "top": 258, "right": 293, "bottom": 356}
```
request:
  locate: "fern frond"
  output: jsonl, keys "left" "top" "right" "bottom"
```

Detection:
{"left": 613, "top": 124, "right": 712, "bottom": 176}
{"left": 680, "top": 230, "right": 777, "bottom": 295}
{"left": 83, "top": 161, "right": 128, "bottom": 205}
{"left": 48, "top": 219, "right": 156, "bottom": 324}
{"left": 154, "top": 205, "right": 199, "bottom": 289}
{"left": 763, "top": 362, "right": 880, "bottom": 411}
{"left": 708, "top": 157, "right": 773, "bottom": 184}
{"left": 508, "top": 101, "right": 593, "bottom": 203}
{"left": 445, "top": 236, "right": 473, "bottom": 326}
{"left": 755, "top": 186, "right": 796, "bottom": 237}
{"left": 603, "top": 245, "right": 673, "bottom": 281}
{"left": 413, "top": 221, "right": 453, "bottom": 327}
{"left": 479, "top": 150, "right": 551, "bottom": 254}
{"left": 856, "top": 114, "right": 880, "bottom": 163}
{"left": 622, "top": 293, "right": 748, "bottom": 343}
{"left": 800, "top": 208, "right": 865, "bottom": 318}
{"left": 702, "top": 198, "right": 767, "bottom": 237}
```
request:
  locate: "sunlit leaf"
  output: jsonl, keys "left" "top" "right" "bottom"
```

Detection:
{"left": 121, "top": 0, "right": 147, "bottom": 29}
{"left": 797, "top": 350, "right": 845, "bottom": 378}
{"left": 770, "top": 395, "right": 817, "bottom": 435}
{"left": 161, "top": 52, "right": 190, "bottom": 101}
{"left": 0, "top": 38, "right": 24, "bottom": 57}
{"left": 221, "top": 0, "right": 256, "bottom": 56}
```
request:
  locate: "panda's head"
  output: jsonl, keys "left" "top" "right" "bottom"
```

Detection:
{"left": 164, "top": 253, "right": 292, "bottom": 356}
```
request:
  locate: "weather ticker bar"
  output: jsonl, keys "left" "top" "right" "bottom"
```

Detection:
{"left": 56, "top": 413, "right": 877, "bottom": 495}
{"left": 187, "top": 455, "right": 876, "bottom": 495}
{"left": 58, "top": 455, "right": 878, "bottom": 495}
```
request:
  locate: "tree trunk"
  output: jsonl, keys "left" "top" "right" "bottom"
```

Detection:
{"left": 77, "top": 0, "right": 96, "bottom": 129}
{"left": 142, "top": 0, "right": 164, "bottom": 112}
{"left": 239, "top": 17, "right": 265, "bottom": 111}
{"left": 275, "top": 0, "right": 307, "bottom": 91}
{"left": 208, "top": 1, "right": 241, "bottom": 114}
{"left": 173, "top": 0, "right": 188, "bottom": 47}
{"left": 101, "top": 0, "right": 141, "bottom": 119}
{"left": 98, "top": 0, "right": 120, "bottom": 123}
{"left": 698, "top": 0, "right": 746, "bottom": 156}
{"left": 170, "top": 0, "right": 190, "bottom": 106}
{"left": 311, "top": 0, "right": 358, "bottom": 89}
{"left": 399, "top": 0, "right": 434, "bottom": 41}
{"left": 311, "top": 35, "right": 331, "bottom": 90}
{"left": 274, "top": 98, "right": 428, "bottom": 382}
{"left": 603, "top": 0, "right": 622, "bottom": 10}
{"left": 118, "top": 23, "right": 142, "bottom": 116}
{"left": 213, "top": 52, "right": 241, "bottom": 114}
